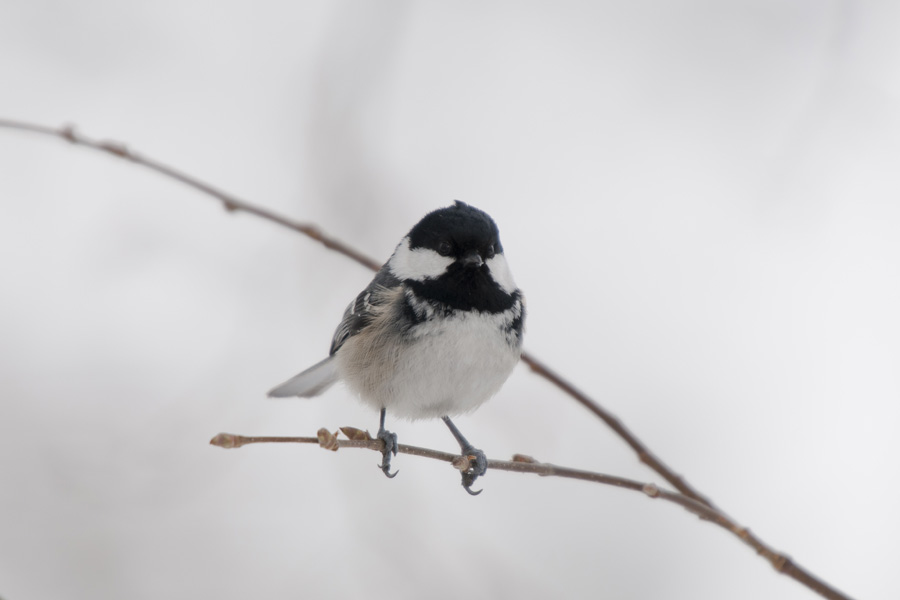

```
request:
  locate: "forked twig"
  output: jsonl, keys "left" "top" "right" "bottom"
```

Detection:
{"left": 0, "top": 118, "right": 854, "bottom": 600}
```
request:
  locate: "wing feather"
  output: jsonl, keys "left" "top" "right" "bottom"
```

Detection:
{"left": 267, "top": 356, "right": 339, "bottom": 398}
{"left": 329, "top": 267, "right": 400, "bottom": 355}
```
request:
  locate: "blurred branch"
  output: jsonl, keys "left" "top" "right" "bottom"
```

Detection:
{"left": 0, "top": 119, "right": 381, "bottom": 271}
{"left": 0, "top": 118, "right": 853, "bottom": 600}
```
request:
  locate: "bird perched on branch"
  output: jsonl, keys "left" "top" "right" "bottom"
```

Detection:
{"left": 269, "top": 201, "right": 525, "bottom": 494}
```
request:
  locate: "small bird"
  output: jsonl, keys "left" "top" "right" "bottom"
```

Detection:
{"left": 268, "top": 201, "right": 525, "bottom": 494}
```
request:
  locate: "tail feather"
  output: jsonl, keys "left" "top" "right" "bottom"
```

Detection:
{"left": 268, "top": 356, "right": 338, "bottom": 398}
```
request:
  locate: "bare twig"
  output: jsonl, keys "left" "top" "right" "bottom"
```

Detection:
{"left": 519, "top": 353, "right": 716, "bottom": 507}
{"left": 210, "top": 431, "right": 719, "bottom": 515}
{"left": 209, "top": 430, "right": 843, "bottom": 600}
{"left": 1, "top": 118, "right": 854, "bottom": 600}
{"left": 0, "top": 119, "right": 381, "bottom": 272}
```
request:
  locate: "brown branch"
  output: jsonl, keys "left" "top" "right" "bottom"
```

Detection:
{"left": 209, "top": 430, "right": 847, "bottom": 600}
{"left": 519, "top": 353, "right": 716, "bottom": 508}
{"left": 1, "top": 118, "right": 854, "bottom": 600}
{"left": 210, "top": 431, "right": 733, "bottom": 526}
{"left": 0, "top": 119, "right": 382, "bottom": 272}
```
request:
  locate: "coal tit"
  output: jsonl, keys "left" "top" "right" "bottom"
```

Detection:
{"left": 269, "top": 201, "right": 525, "bottom": 494}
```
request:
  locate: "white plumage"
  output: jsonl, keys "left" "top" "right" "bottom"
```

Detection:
{"left": 333, "top": 287, "right": 523, "bottom": 419}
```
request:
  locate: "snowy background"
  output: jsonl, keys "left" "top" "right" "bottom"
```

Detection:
{"left": 1, "top": 2, "right": 898, "bottom": 599}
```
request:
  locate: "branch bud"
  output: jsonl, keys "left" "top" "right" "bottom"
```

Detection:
{"left": 317, "top": 428, "right": 340, "bottom": 451}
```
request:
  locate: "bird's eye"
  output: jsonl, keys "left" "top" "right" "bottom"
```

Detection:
{"left": 437, "top": 241, "right": 453, "bottom": 256}
{"left": 485, "top": 244, "right": 495, "bottom": 259}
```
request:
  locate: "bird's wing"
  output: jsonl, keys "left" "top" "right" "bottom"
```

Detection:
{"left": 329, "top": 267, "right": 401, "bottom": 355}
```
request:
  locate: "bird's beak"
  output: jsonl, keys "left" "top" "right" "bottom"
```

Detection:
{"left": 461, "top": 250, "right": 484, "bottom": 268}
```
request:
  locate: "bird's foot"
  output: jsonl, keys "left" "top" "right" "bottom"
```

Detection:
{"left": 376, "top": 427, "right": 399, "bottom": 478}
{"left": 459, "top": 445, "right": 487, "bottom": 496}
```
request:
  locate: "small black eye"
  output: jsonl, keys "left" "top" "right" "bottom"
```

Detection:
{"left": 437, "top": 241, "right": 453, "bottom": 256}
{"left": 485, "top": 244, "right": 495, "bottom": 259}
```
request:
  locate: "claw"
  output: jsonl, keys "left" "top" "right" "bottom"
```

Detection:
{"left": 376, "top": 431, "right": 399, "bottom": 478}
{"left": 379, "top": 460, "right": 399, "bottom": 478}
{"left": 459, "top": 445, "right": 487, "bottom": 495}
{"left": 376, "top": 408, "right": 399, "bottom": 479}
{"left": 462, "top": 470, "right": 483, "bottom": 495}
{"left": 442, "top": 417, "right": 489, "bottom": 495}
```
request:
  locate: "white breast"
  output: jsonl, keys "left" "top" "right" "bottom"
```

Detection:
{"left": 335, "top": 296, "right": 522, "bottom": 420}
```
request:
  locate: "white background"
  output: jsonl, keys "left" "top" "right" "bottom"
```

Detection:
{"left": 1, "top": 2, "right": 898, "bottom": 599}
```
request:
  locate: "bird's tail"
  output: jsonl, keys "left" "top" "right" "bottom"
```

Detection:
{"left": 267, "top": 356, "right": 339, "bottom": 398}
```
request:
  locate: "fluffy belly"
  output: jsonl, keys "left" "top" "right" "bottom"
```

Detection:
{"left": 336, "top": 310, "right": 520, "bottom": 419}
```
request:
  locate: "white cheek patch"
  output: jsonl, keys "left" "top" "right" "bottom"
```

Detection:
{"left": 486, "top": 253, "right": 517, "bottom": 294}
{"left": 388, "top": 237, "right": 453, "bottom": 281}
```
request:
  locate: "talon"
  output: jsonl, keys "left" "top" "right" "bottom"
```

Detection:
{"left": 376, "top": 413, "right": 399, "bottom": 479}
{"left": 459, "top": 446, "right": 487, "bottom": 495}
{"left": 462, "top": 446, "right": 487, "bottom": 477}
{"left": 462, "top": 469, "right": 483, "bottom": 495}
{"left": 379, "top": 461, "right": 399, "bottom": 478}
{"left": 441, "top": 418, "right": 488, "bottom": 495}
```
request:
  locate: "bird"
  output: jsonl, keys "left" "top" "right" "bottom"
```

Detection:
{"left": 268, "top": 201, "right": 525, "bottom": 495}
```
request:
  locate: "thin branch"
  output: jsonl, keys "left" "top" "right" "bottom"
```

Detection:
{"left": 209, "top": 430, "right": 841, "bottom": 600}
{"left": 210, "top": 431, "right": 719, "bottom": 515}
{"left": 1, "top": 118, "right": 854, "bottom": 600}
{"left": 519, "top": 353, "right": 716, "bottom": 508}
{"left": 0, "top": 119, "right": 381, "bottom": 272}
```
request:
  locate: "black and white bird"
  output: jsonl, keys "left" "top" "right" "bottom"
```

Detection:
{"left": 268, "top": 201, "right": 525, "bottom": 494}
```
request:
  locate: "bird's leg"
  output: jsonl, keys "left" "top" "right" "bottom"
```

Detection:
{"left": 376, "top": 407, "right": 398, "bottom": 478}
{"left": 442, "top": 417, "right": 487, "bottom": 496}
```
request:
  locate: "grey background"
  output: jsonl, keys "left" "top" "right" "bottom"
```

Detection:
{"left": 1, "top": 2, "right": 897, "bottom": 599}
